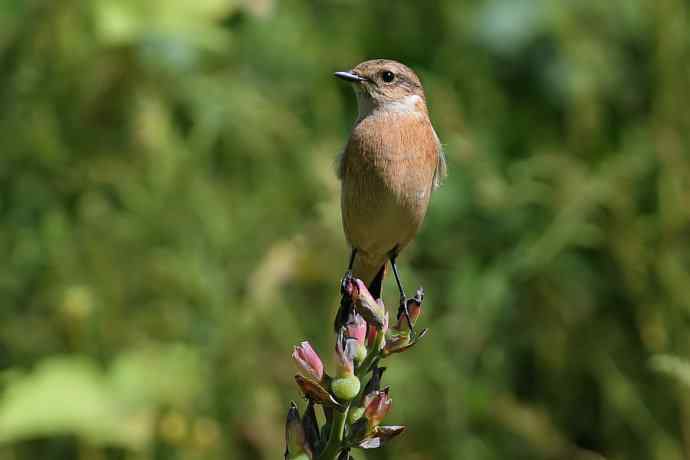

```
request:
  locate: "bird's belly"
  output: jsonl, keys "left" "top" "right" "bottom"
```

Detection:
{"left": 341, "top": 171, "right": 429, "bottom": 258}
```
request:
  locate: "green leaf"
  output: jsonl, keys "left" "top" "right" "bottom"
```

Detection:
{"left": 650, "top": 355, "right": 690, "bottom": 388}
{"left": 0, "top": 356, "right": 144, "bottom": 447}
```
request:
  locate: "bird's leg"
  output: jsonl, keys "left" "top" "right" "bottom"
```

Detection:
{"left": 335, "top": 249, "right": 358, "bottom": 331}
{"left": 390, "top": 254, "right": 416, "bottom": 341}
{"left": 341, "top": 248, "right": 357, "bottom": 291}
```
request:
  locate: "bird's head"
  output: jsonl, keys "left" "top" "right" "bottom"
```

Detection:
{"left": 334, "top": 59, "right": 427, "bottom": 118}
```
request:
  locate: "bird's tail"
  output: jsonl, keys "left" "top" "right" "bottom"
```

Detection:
{"left": 364, "top": 264, "right": 386, "bottom": 300}
{"left": 352, "top": 255, "right": 387, "bottom": 300}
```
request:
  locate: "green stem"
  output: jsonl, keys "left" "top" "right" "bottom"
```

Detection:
{"left": 357, "top": 332, "right": 384, "bottom": 380}
{"left": 319, "top": 330, "right": 384, "bottom": 459}
{"left": 319, "top": 404, "right": 350, "bottom": 460}
{"left": 357, "top": 353, "right": 377, "bottom": 380}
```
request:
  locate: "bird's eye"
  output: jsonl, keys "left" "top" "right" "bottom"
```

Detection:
{"left": 382, "top": 71, "right": 395, "bottom": 83}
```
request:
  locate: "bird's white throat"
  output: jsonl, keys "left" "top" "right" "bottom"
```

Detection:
{"left": 355, "top": 93, "right": 423, "bottom": 120}
{"left": 382, "top": 94, "right": 423, "bottom": 114}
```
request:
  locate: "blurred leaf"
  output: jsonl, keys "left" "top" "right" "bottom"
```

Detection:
{"left": 0, "top": 356, "right": 144, "bottom": 447}
{"left": 0, "top": 345, "right": 205, "bottom": 448}
{"left": 650, "top": 355, "right": 690, "bottom": 389}
{"left": 92, "top": 0, "right": 237, "bottom": 63}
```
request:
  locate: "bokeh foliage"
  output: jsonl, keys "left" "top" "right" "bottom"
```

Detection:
{"left": 1, "top": 0, "right": 690, "bottom": 459}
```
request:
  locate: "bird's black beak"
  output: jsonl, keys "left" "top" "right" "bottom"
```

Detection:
{"left": 334, "top": 71, "right": 367, "bottom": 83}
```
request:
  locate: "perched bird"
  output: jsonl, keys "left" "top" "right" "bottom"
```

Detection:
{"left": 334, "top": 59, "right": 446, "bottom": 332}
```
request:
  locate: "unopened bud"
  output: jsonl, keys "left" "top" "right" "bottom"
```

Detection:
{"left": 358, "top": 425, "right": 406, "bottom": 449}
{"left": 293, "top": 341, "right": 324, "bottom": 382}
{"left": 383, "top": 327, "right": 427, "bottom": 356}
{"left": 353, "top": 342, "right": 367, "bottom": 365}
{"left": 331, "top": 374, "right": 361, "bottom": 401}
{"left": 346, "top": 313, "right": 368, "bottom": 345}
{"left": 285, "top": 402, "right": 308, "bottom": 459}
{"left": 364, "top": 388, "right": 392, "bottom": 428}
{"left": 352, "top": 279, "right": 387, "bottom": 329}
{"left": 335, "top": 336, "right": 356, "bottom": 377}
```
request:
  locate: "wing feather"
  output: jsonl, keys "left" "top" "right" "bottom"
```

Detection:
{"left": 432, "top": 128, "right": 447, "bottom": 189}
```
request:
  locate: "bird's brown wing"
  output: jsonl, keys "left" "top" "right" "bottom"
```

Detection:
{"left": 431, "top": 128, "right": 447, "bottom": 189}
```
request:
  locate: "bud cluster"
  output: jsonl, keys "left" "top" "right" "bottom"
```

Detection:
{"left": 285, "top": 276, "right": 427, "bottom": 460}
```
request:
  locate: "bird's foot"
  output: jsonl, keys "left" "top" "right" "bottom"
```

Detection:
{"left": 340, "top": 270, "right": 353, "bottom": 295}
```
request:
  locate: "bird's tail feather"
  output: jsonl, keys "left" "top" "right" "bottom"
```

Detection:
{"left": 352, "top": 256, "right": 387, "bottom": 300}
{"left": 366, "top": 264, "right": 386, "bottom": 300}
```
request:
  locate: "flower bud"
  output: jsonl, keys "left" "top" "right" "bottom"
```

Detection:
{"left": 358, "top": 425, "right": 406, "bottom": 449}
{"left": 353, "top": 342, "right": 367, "bottom": 365}
{"left": 364, "top": 388, "right": 392, "bottom": 427}
{"left": 345, "top": 313, "right": 368, "bottom": 364}
{"left": 346, "top": 313, "right": 367, "bottom": 345}
{"left": 293, "top": 341, "right": 324, "bottom": 381}
{"left": 394, "top": 292, "right": 423, "bottom": 331}
{"left": 331, "top": 374, "right": 361, "bottom": 401}
{"left": 351, "top": 279, "right": 387, "bottom": 329}
{"left": 407, "top": 298, "right": 423, "bottom": 324}
{"left": 285, "top": 402, "right": 311, "bottom": 459}
{"left": 383, "top": 327, "right": 427, "bottom": 356}
{"left": 384, "top": 330, "right": 410, "bottom": 353}
{"left": 334, "top": 337, "right": 356, "bottom": 378}
{"left": 367, "top": 310, "right": 388, "bottom": 350}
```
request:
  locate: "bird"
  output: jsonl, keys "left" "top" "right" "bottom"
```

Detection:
{"left": 334, "top": 59, "right": 446, "bottom": 334}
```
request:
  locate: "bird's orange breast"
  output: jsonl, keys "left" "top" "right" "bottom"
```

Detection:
{"left": 340, "top": 111, "right": 440, "bottom": 271}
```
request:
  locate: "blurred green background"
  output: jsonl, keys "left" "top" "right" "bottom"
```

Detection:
{"left": 1, "top": 0, "right": 690, "bottom": 459}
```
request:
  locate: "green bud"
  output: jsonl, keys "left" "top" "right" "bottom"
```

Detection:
{"left": 285, "top": 402, "right": 307, "bottom": 459}
{"left": 331, "top": 375, "right": 361, "bottom": 401}
{"left": 353, "top": 342, "right": 367, "bottom": 365}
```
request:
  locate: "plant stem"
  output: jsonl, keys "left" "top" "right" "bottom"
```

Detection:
{"left": 357, "top": 335, "right": 383, "bottom": 380}
{"left": 356, "top": 356, "right": 376, "bottom": 383}
{"left": 319, "top": 332, "right": 384, "bottom": 458}
{"left": 319, "top": 404, "right": 350, "bottom": 460}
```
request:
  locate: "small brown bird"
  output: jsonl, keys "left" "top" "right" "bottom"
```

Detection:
{"left": 334, "top": 59, "right": 446, "bottom": 332}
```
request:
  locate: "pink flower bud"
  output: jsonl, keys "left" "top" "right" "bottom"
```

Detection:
{"left": 394, "top": 297, "right": 422, "bottom": 331}
{"left": 352, "top": 279, "right": 387, "bottom": 329}
{"left": 364, "top": 388, "right": 392, "bottom": 427}
{"left": 346, "top": 313, "right": 367, "bottom": 345}
{"left": 367, "top": 310, "right": 388, "bottom": 349}
{"left": 334, "top": 337, "right": 356, "bottom": 377}
{"left": 292, "top": 341, "right": 324, "bottom": 381}
{"left": 408, "top": 300, "right": 422, "bottom": 324}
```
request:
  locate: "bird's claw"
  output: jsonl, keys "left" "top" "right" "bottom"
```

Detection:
{"left": 335, "top": 271, "right": 355, "bottom": 332}
{"left": 340, "top": 270, "right": 353, "bottom": 295}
